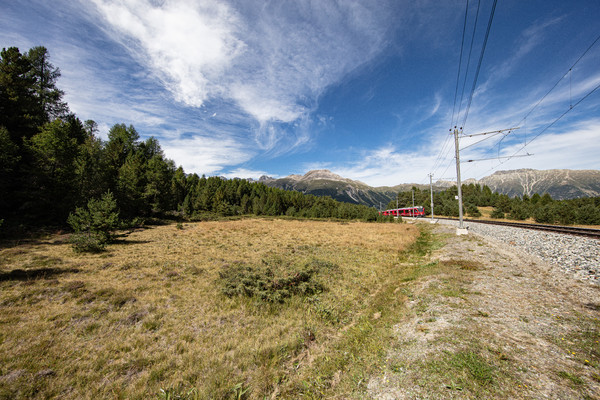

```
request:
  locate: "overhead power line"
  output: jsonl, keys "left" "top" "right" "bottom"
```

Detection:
{"left": 473, "top": 32, "right": 600, "bottom": 177}
{"left": 465, "top": 153, "right": 531, "bottom": 163}
{"left": 460, "top": 0, "right": 498, "bottom": 129}
{"left": 450, "top": 0, "right": 470, "bottom": 128}
{"left": 459, "top": 127, "right": 519, "bottom": 151}
{"left": 473, "top": 79, "right": 600, "bottom": 179}
{"left": 506, "top": 80, "right": 600, "bottom": 159}
{"left": 456, "top": 0, "right": 482, "bottom": 127}
{"left": 514, "top": 33, "right": 600, "bottom": 129}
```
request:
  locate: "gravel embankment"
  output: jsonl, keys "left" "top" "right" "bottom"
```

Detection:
{"left": 436, "top": 219, "right": 600, "bottom": 284}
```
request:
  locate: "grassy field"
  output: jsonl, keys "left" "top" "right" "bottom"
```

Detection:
{"left": 0, "top": 218, "right": 424, "bottom": 399}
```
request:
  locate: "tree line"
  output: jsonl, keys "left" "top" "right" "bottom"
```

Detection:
{"left": 0, "top": 46, "right": 382, "bottom": 236}
{"left": 388, "top": 184, "right": 600, "bottom": 225}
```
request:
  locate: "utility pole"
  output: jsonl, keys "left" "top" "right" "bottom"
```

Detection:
{"left": 411, "top": 189, "right": 415, "bottom": 218}
{"left": 450, "top": 126, "right": 521, "bottom": 233}
{"left": 428, "top": 173, "right": 434, "bottom": 222}
{"left": 453, "top": 127, "right": 468, "bottom": 235}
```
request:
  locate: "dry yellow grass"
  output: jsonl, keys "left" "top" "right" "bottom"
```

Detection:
{"left": 0, "top": 219, "right": 419, "bottom": 399}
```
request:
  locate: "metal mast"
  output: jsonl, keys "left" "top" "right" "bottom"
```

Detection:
{"left": 428, "top": 173, "right": 434, "bottom": 221}
{"left": 453, "top": 127, "right": 467, "bottom": 234}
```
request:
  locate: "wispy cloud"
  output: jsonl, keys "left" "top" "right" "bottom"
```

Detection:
{"left": 87, "top": 0, "right": 397, "bottom": 151}
{"left": 319, "top": 117, "right": 600, "bottom": 186}
{"left": 487, "top": 16, "right": 564, "bottom": 83}
{"left": 319, "top": 146, "right": 441, "bottom": 187}
{"left": 162, "top": 134, "right": 253, "bottom": 175}
{"left": 221, "top": 168, "right": 275, "bottom": 180}
{"left": 89, "top": 0, "right": 244, "bottom": 108}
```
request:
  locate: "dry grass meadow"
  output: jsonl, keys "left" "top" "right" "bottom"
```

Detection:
{"left": 0, "top": 218, "right": 422, "bottom": 399}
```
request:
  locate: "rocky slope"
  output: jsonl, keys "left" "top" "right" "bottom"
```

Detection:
{"left": 259, "top": 170, "right": 399, "bottom": 208}
{"left": 478, "top": 169, "right": 600, "bottom": 200}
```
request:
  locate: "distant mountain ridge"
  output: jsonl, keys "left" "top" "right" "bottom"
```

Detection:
{"left": 258, "top": 170, "right": 399, "bottom": 208}
{"left": 258, "top": 168, "right": 600, "bottom": 207}
{"left": 478, "top": 169, "right": 600, "bottom": 200}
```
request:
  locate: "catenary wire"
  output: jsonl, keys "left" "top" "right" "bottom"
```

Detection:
{"left": 450, "top": 0, "right": 470, "bottom": 128}
{"left": 474, "top": 80, "right": 600, "bottom": 179}
{"left": 479, "top": 32, "right": 600, "bottom": 175}
{"left": 460, "top": 0, "right": 498, "bottom": 129}
{"left": 456, "top": 0, "right": 481, "bottom": 127}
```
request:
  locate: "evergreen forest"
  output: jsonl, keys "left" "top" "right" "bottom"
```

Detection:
{"left": 0, "top": 46, "right": 382, "bottom": 239}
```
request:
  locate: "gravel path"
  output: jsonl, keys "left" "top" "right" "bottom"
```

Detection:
{"left": 436, "top": 219, "right": 600, "bottom": 284}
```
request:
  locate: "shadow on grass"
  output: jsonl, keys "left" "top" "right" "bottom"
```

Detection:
{"left": 111, "top": 238, "right": 151, "bottom": 245}
{"left": 0, "top": 267, "right": 81, "bottom": 281}
{"left": 0, "top": 235, "right": 71, "bottom": 252}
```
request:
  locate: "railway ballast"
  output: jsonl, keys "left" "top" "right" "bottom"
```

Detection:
{"left": 438, "top": 219, "right": 600, "bottom": 284}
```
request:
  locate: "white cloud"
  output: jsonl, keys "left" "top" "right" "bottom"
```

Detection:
{"left": 319, "top": 146, "right": 441, "bottom": 187}
{"left": 88, "top": 0, "right": 396, "bottom": 151}
{"left": 486, "top": 16, "right": 564, "bottom": 83}
{"left": 493, "top": 119, "right": 600, "bottom": 171}
{"left": 221, "top": 168, "right": 276, "bottom": 180}
{"left": 162, "top": 135, "right": 253, "bottom": 175}
{"left": 90, "top": 0, "right": 244, "bottom": 107}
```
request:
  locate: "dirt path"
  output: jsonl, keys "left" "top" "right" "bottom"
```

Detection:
{"left": 368, "top": 223, "right": 600, "bottom": 399}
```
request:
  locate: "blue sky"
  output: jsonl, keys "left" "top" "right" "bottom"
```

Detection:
{"left": 2, "top": 0, "right": 599, "bottom": 186}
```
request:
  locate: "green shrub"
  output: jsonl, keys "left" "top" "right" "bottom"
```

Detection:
{"left": 508, "top": 204, "right": 529, "bottom": 220}
{"left": 576, "top": 204, "right": 600, "bottom": 225}
{"left": 555, "top": 202, "right": 576, "bottom": 225}
{"left": 67, "top": 191, "right": 120, "bottom": 252}
{"left": 218, "top": 258, "right": 331, "bottom": 303}
{"left": 69, "top": 231, "right": 106, "bottom": 253}
{"left": 533, "top": 204, "right": 554, "bottom": 224}
{"left": 466, "top": 204, "right": 481, "bottom": 217}
{"left": 490, "top": 208, "right": 504, "bottom": 219}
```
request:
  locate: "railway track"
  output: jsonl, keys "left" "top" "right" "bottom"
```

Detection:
{"left": 435, "top": 217, "right": 600, "bottom": 239}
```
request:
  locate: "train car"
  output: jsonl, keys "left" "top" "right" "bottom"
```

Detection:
{"left": 380, "top": 206, "right": 425, "bottom": 217}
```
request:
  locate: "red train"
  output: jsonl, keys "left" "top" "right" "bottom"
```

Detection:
{"left": 380, "top": 206, "right": 425, "bottom": 217}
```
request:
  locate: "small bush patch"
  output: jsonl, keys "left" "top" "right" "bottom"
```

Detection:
{"left": 218, "top": 258, "right": 332, "bottom": 303}
{"left": 69, "top": 231, "right": 106, "bottom": 253}
{"left": 67, "top": 191, "right": 120, "bottom": 252}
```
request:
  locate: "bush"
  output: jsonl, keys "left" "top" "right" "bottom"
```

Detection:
{"left": 555, "top": 202, "right": 576, "bottom": 225}
{"left": 508, "top": 204, "right": 529, "bottom": 220}
{"left": 490, "top": 208, "right": 504, "bottom": 219}
{"left": 67, "top": 191, "right": 120, "bottom": 252}
{"left": 69, "top": 231, "right": 106, "bottom": 253}
{"left": 218, "top": 258, "right": 332, "bottom": 303}
{"left": 533, "top": 205, "right": 554, "bottom": 224}
{"left": 576, "top": 204, "right": 600, "bottom": 225}
{"left": 466, "top": 204, "right": 481, "bottom": 217}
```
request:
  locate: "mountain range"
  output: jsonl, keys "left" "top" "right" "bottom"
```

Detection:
{"left": 257, "top": 169, "right": 600, "bottom": 207}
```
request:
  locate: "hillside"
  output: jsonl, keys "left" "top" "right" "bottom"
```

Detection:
{"left": 479, "top": 169, "right": 600, "bottom": 200}
{"left": 259, "top": 170, "right": 407, "bottom": 208}
{"left": 260, "top": 169, "right": 600, "bottom": 207}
